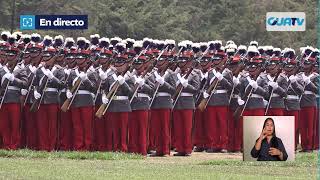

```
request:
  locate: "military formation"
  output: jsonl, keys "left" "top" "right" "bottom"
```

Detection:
{"left": 0, "top": 31, "right": 318, "bottom": 156}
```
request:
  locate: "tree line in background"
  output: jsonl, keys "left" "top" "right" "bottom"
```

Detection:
{"left": 0, "top": 0, "right": 317, "bottom": 51}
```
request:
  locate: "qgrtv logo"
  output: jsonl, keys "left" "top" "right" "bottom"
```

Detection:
{"left": 20, "top": 15, "right": 88, "bottom": 30}
{"left": 266, "top": 12, "right": 305, "bottom": 31}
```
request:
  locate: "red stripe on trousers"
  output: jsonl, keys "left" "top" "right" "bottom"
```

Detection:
{"left": 150, "top": 109, "right": 171, "bottom": 155}
{"left": 172, "top": 109, "right": 193, "bottom": 154}
{"left": 0, "top": 103, "right": 21, "bottom": 150}
{"left": 300, "top": 106, "right": 315, "bottom": 151}
{"left": 128, "top": 110, "right": 148, "bottom": 155}
{"left": 105, "top": 112, "right": 128, "bottom": 152}
{"left": 234, "top": 108, "right": 265, "bottom": 151}
{"left": 192, "top": 109, "right": 206, "bottom": 148}
{"left": 36, "top": 104, "right": 58, "bottom": 151}
{"left": 285, "top": 110, "right": 299, "bottom": 149}
{"left": 24, "top": 104, "right": 37, "bottom": 149}
{"left": 71, "top": 107, "right": 93, "bottom": 151}
{"left": 59, "top": 110, "right": 73, "bottom": 151}
{"left": 203, "top": 106, "right": 228, "bottom": 149}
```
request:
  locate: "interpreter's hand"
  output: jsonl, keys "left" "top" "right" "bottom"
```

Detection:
{"left": 269, "top": 147, "right": 281, "bottom": 156}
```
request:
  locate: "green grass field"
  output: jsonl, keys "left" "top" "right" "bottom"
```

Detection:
{"left": 0, "top": 149, "right": 317, "bottom": 180}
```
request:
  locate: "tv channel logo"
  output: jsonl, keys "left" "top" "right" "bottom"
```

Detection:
{"left": 20, "top": 15, "right": 35, "bottom": 30}
{"left": 266, "top": 12, "right": 305, "bottom": 31}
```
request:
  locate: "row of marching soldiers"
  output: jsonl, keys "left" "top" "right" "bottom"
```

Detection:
{"left": 0, "top": 31, "right": 318, "bottom": 156}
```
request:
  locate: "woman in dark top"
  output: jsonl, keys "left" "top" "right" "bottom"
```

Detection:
{"left": 251, "top": 118, "right": 288, "bottom": 161}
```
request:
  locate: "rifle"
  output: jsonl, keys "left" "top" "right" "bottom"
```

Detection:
{"left": 197, "top": 57, "right": 229, "bottom": 112}
{"left": 95, "top": 46, "right": 149, "bottom": 118}
{"left": 129, "top": 46, "right": 168, "bottom": 103}
{"left": 149, "top": 46, "right": 184, "bottom": 108}
{"left": 264, "top": 69, "right": 283, "bottom": 115}
{"left": 0, "top": 46, "right": 26, "bottom": 109}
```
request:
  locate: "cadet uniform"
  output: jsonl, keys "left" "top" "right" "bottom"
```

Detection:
{"left": 0, "top": 63, "right": 27, "bottom": 149}
{"left": 172, "top": 69, "right": 200, "bottom": 155}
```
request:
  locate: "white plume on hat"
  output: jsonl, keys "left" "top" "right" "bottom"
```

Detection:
{"left": 22, "top": 34, "right": 31, "bottom": 40}
{"left": 164, "top": 39, "right": 175, "bottom": 45}
{"left": 220, "top": 46, "right": 225, "bottom": 51}
{"left": 125, "top": 38, "right": 135, "bottom": 44}
{"left": 215, "top": 40, "right": 222, "bottom": 45}
{"left": 43, "top": 35, "right": 53, "bottom": 41}
{"left": 1, "top": 31, "right": 11, "bottom": 37}
{"left": 273, "top": 48, "right": 281, "bottom": 52}
{"left": 54, "top": 35, "right": 64, "bottom": 41}
{"left": 99, "top": 37, "right": 110, "bottom": 44}
{"left": 192, "top": 43, "right": 200, "bottom": 48}
{"left": 77, "top": 37, "right": 86, "bottom": 42}
{"left": 12, "top": 31, "right": 22, "bottom": 37}
{"left": 250, "top": 41, "right": 258, "bottom": 47}
{"left": 178, "top": 41, "right": 187, "bottom": 48}
{"left": 116, "top": 42, "right": 126, "bottom": 48}
{"left": 265, "top": 46, "right": 273, "bottom": 51}
{"left": 31, "top": 33, "right": 41, "bottom": 38}
{"left": 207, "top": 41, "right": 216, "bottom": 46}
{"left": 237, "top": 45, "right": 247, "bottom": 50}
{"left": 247, "top": 45, "right": 259, "bottom": 53}
{"left": 227, "top": 43, "right": 237, "bottom": 50}
{"left": 65, "top": 37, "right": 75, "bottom": 43}
{"left": 226, "top": 40, "right": 235, "bottom": 46}
{"left": 8, "top": 34, "right": 17, "bottom": 40}
{"left": 90, "top": 34, "right": 100, "bottom": 39}
{"left": 133, "top": 40, "right": 143, "bottom": 48}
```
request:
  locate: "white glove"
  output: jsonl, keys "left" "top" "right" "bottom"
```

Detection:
{"left": 303, "top": 75, "right": 311, "bottom": 84}
{"left": 233, "top": 77, "right": 240, "bottom": 86}
{"left": 237, "top": 98, "right": 245, "bottom": 105}
{"left": 289, "top": 75, "right": 297, "bottom": 83}
{"left": 155, "top": 76, "right": 165, "bottom": 85}
{"left": 202, "top": 72, "right": 208, "bottom": 80}
{"left": 117, "top": 75, "right": 125, "bottom": 85}
{"left": 249, "top": 80, "right": 258, "bottom": 89}
{"left": 44, "top": 69, "right": 54, "bottom": 80}
{"left": 102, "top": 94, "right": 109, "bottom": 104}
{"left": 21, "top": 89, "right": 28, "bottom": 96}
{"left": 136, "top": 77, "right": 145, "bottom": 86}
{"left": 99, "top": 72, "right": 108, "bottom": 80}
{"left": 4, "top": 73, "right": 14, "bottom": 82}
{"left": 29, "top": 66, "right": 37, "bottom": 74}
{"left": 268, "top": 81, "right": 279, "bottom": 89}
{"left": 34, "top": 90, "right": 41, "bottom": 100}
{"left": 180, "top": 78, "right": 188, "bottom": 87}
{"left": 64, "top": 69, "right": 71, "bottom": 76}
{"left": 66, "top": 90, "right": 73, "bottom": 99}
{"left": 79, "top": 72, "right": 88, "bottom": 80}
{"left": 203, "top": 91, "right": 210, "bottom": 99}
{"left": 214, "top": 71, "right": 223, "bottom": 81}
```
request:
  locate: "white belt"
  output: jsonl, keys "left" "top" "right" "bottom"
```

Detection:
{"left": 8, "top": 86, "right": 20, "bottom": 91}
{"left": 60, "top": 89, "right": 66, "bottom": 92}
{"left": 137, "top": 93, "right": 149, "bottom": 98}
{"left": 287, "top": 95, "right": 299, "bottom": 100}
{"left": 251, "top": 94, "right": 263, "bottom": 98}
{"left": 45, "top": 88, "right": 58, "bottom": 92}
{"left": 271, "top": 93, "right": 280, "bottom": 97}
{"left": 77, "top": 90, "right": 91, "bottom": 95}
{"left": 304, "top": 91, "right": 315, "bottom": 95}
{"left": 180, "top": 92, "right": 193, "bottom": 97}
{"left": 231, "top": 94, "right": 240, "bottom": 98}
{"left": 112, "top": 96, "right": 128, "bottom": 100}
{"left": 157, "top": 92, "right": 171, "bottom": 97}
{"left": 213, "top": 89, "right": 227, "bottom": 94}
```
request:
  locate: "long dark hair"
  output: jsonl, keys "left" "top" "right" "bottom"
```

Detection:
{"left": 262, "top": 117, "right": 278, "bottom": 148}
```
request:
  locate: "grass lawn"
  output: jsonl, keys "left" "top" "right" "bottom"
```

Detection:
{"left": 0, "top": 149, "right": 317, "bottom": 180}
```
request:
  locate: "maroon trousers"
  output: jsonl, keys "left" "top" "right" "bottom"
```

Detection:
{"left": 106, "top": 112, "right": 128, "bottom": 152}
{"left": 36, "top": 104, "right": 58, "bottom": 151}
{"left": 0, "top": 103, "right": 21, "bottom": 150}
{"left": 71, "top": 106, "right": 93, "bottom": 151}
{"left": 24, "top": 104, "right": 37, "bottom": 149}
{"left": 234, "top": 108, "right": 265, "bottom": 151}
{"left": 203, "top": 106, "right": 228, "bottom": 150}
{"left": 193, "top": 109, "right": 206, "bottom": 149}
{"left": 149, "top": 109, "right": 171, "bottom": 155}
{"left": 94, "top": 106, "right": 108, "bottom": 151}
{"left": 128, "top": 110, "right": 148, "bottom": 155}
{"left": 266, "top": 108, "right": 284, "bottom": 116}
{"left": 172, "top": 109, "right": 193, "bottom": 154}
{"left": 300, "top": 106, "right": 315, "bottom": 151}
{"left": 59, "top": 110, "right": 73, "bottom": 151}
{"left": 285, "top": 110, "right": 300, "bottom": 149}
{"left": 227, "top": 108, "right": 237, "bottom": 151}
